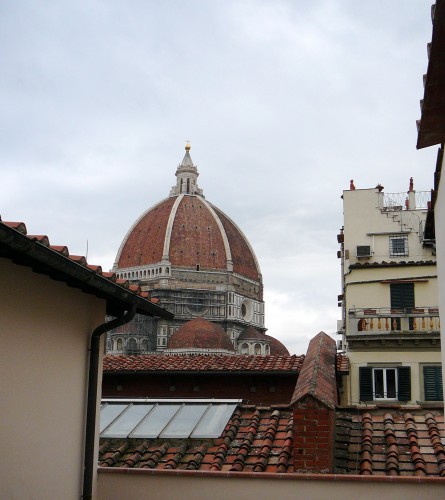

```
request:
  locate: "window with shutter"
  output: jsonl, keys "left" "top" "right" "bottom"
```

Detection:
{"left": 390, "top": 283, "right": 415, "bottom": 330}
{"left": 397, "top": 366, "right": 411, "bottom": 401}
{"left": 359, "top": 367, "right": 373, "bottom": 401}
{"left": 423, "top": 366, "right": 443, "bottom": 401}
{"left": 360, "top": 366, "right": 411, "bottom": 401}
{"left": 390, "top": 283, "right": 415, "bottom": 309}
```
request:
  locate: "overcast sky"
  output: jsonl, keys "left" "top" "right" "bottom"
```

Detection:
{"left": 1, "top": 1, "right": 438, "bottom": 355}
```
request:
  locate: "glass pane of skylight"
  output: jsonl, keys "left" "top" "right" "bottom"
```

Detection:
{"left": 160, "top": 404, "right": 208, "bottom": 438}
{"left": 130, "top": 404, "right": 181, "bottom": 438}
{"left": 101, "top": 404, "right": 154, "bottom": 438}
{"left": 100, "top": 404, "right": 128, "bottom": 433}
{"left": 191, "top": 404, "right": 236, "bottom": 438}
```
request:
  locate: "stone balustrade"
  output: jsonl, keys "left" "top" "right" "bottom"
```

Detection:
{"left": 348, "top": 307, "right": 440, "bottom": 335}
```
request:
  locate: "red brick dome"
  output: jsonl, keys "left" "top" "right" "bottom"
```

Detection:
{"left": 115, "top": 196, "right": 260, "bottom": 282}
{"left": 264, "top": 334, "right": 290, "bottom": 356}
{"left": 238, "top": 326, "right": 265, "bottom": 341}
{"left": 113, "top": 146, "right": 261, "bottom": 286}
{"left": 166, "top": 318, "right": 235, "bottom": 354}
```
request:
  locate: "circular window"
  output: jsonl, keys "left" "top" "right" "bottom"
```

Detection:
{"left": 241, "top": 299, "right": 253, "bottom": 322}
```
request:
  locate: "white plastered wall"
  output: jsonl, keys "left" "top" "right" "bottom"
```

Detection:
{"left": 0, "top": 259, "right": 106, "bottom": 500}
{"left": 435, "top": 158, "right": 445, "bottom": 400}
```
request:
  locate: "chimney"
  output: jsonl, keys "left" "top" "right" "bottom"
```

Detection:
{"left": 290, "top": 332, "right": 337, "bottom": 473}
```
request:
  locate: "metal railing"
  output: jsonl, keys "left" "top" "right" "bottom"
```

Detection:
{"left": 380, "top": 191, "right": 431, "bottom": 210}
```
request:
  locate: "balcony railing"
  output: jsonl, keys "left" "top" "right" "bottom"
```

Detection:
{"left": 348, "top": 307, "right": 440, "bottom": 335}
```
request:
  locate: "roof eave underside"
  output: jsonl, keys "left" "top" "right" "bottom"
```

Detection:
{"left": 0, "top": 223, "right": 173, "bottom": 319}
{"left": 417, "top": 0, "right": 445, "bottom": 149}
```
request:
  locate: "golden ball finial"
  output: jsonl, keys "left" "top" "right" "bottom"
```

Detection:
{"left": 185, "top": 140, "right": 191, "bottom": 151}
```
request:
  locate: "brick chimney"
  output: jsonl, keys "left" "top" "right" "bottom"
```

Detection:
{"left": 290, "top": 332, "right": 337, "bottom": 473}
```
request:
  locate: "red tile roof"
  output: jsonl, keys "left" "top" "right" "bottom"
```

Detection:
{"left": 0, "top": 217, "right": 173, "bottom": 319}
{"left": 417, "top": 0, "right": 445, "bottom": 149}
{"left": 98, "top": 403, "right": 445, "bottom": 476}
{"left": 290, "top": 332, "right": 337, "bottom": 409}
{"left": 103, "top": 354, "right": 304, "bottom": 373}
{"left": 336, "top": 408, "right": 445, "bottom": 476}
{"left": 350, "top": 260, "right": 436, "bottom": 269}
{"left": 99, "top": 405, "right": 294, "bottom": 473}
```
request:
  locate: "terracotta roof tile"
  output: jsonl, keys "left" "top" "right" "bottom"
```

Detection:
{"left": 99, "top": 405, "right": 294, "bottom": 473}
{"left": 291, "top": 332, "right": 337, "bottom": 409}
{"left": 336, "top": 408, "right": 445, "bottom": 477}
{"left": 49, "top": 245, "right": 70, "bottom": 256}
{"left": 3, "top": 221, "right": 27, "bottom": 232}
{"left": 103, "top": 354, "right": 304, "bottom": 373}
{"left": 28, "top": 234, "right": 50, "bottom": 245}
{"left": 350, "top": 260, "right": 436, "bottom": 269}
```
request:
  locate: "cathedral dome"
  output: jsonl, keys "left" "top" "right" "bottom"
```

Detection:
{"left": 108, "top": 145, "right": 269, "bottom": 358}
{"left": 238, "top": 326, "right": 265, "bottom": 341}
{"left": 165, "top": 318, "right": 235, "bottom": 355}
{"left": 113, "top": 146, "right": 262, "bottom": 288}
{"left": 264, "top": 334, "right": 290, "bottom": 356}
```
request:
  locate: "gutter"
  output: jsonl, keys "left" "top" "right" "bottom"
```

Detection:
{"left": 82, "top": 304, "right": 137, "bottom": 500}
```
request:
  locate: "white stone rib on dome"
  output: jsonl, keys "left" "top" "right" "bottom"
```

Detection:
{"left": 162, "top": 194, "right": 184, "bottom": 261}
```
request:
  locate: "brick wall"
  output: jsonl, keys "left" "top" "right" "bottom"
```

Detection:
{"left": 292, "top": 395, "right": 335, "bottom": 472}
{"left": 102, "top": 373, "right": 297, "bottom": 405}
{"left": 290, "top": 332, "right": 337, "bottom": 473}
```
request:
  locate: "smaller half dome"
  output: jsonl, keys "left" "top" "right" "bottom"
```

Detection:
{"left": 238, "top": 326, "right": 266, "bottom": 341}
{"left": 264, "top": 334, "right": 290, "bottom": 356}
{"left": 165, "top": 318, "right": 235, "bottom": 355}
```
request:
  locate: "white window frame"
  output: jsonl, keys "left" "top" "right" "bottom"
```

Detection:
{"left": 372, "top": 367, "right": 398, "bottom": 400}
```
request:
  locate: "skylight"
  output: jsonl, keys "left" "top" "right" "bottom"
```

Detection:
{"left": 100, "top": 399, "right": 240, "bottom": 439}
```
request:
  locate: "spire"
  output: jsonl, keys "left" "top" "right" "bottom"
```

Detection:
{"left": 170, "top": 142, "right": 204, "bottom": 197}
{"left": 181, "top": 141, "right": 194, "bottom": 168}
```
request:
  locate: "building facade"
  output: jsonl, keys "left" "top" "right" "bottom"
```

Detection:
{"left": 337, "top": 181, "right": 442, "bottom": 405}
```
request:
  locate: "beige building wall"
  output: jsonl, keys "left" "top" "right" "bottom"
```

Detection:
{"left": 0, "top": 259, "right": 105, "bottom": 500}
{"left": 342, "top": 188, "right": 433, "bottom": 267}
{"left": 345, "top": 266, "right": 437, "bottom": 307}
{"left": 98, "top": 469, "right": 445, "bottom": 500}
{"left": 347, "top": 351, "right": 442, "bottom": 405}
{"left": 436, "top": 165, "right": 445, "bottom": 393}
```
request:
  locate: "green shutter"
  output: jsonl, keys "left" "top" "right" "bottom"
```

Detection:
{"left": 424, "top": 366, "right": 443, "bottom": 401}
{"left": 390, "top": 283, "right": 415, "bottom": 309}
{"left": 359, "top": 367, "right": 373, "bottom": 401}
{"left": 397, "top": 366, "right": 411, "bottom": 401}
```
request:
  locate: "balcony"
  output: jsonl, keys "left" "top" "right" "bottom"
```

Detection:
{"left": 348, "top": 307, "right": 440, "bottom": 335}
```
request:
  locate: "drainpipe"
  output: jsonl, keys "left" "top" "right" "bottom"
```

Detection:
{"left": 82, "top": 304, "right": 137, "bottom": 500}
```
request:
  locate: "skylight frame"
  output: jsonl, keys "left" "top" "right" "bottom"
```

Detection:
{"left": 100, "top": 399, "right": 240, "bottom": 439}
